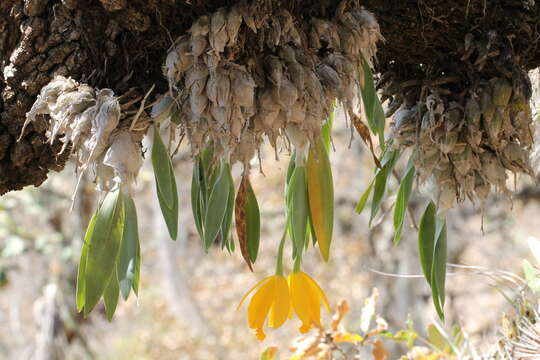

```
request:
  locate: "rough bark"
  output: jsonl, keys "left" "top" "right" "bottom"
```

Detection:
{"left": 1, "top": 0, "right": 539, "bottom": 194}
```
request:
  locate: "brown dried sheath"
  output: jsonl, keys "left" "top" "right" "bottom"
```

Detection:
{"left": 352, "top": 114, "right": 382, "bottom": 168}
{"left": 235, "top": 175, "right": 253, "bottom": 271}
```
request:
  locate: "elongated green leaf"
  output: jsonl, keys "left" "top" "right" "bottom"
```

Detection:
{"left": 287, "top": 166, "right": 308, "bottom": 256}
{"left": 321, "top": 108, "right": 335, "bottom": 152}
{"left": 156, "top": 173, "right": 179, "bottom": 241}
{"left": 286, "top": 152, "right": 296, "bottom": 185}
{"left": 418, "top": 201, "right": 437, "bottom": 285}
{"left": 393, "top": 159, "right": 416, "bottom": 245}
{"left": 103, "top": 267, "right": 119, "bottom": 321}
{"left": 369, "top": 149, "right": 400, "bottom": 225}
{"left": 204, "top": 163, "right": 230, "bottom": 250}
{"left": 152, "top": 127, "right": 179, "bottom": 240}
{"left": 191, "top": 161, "right": 204, "bottom": 239}
{"left": 360, "top": 56, "right": 386, "bottom": 148}
{"left": 76, "top": 212, "right": 97, "bottom": 312}
{"left": 245, "top": 181, "right": 260, "bottom": 262}
{"left": 84, "top": 190, "right": 124, "bottom": 316}
{"left": 355, "top": 180, "right": 374, "bottom": 214}
{"left": 432, "top": 217, "right": 447, "bottom": 320}
{"left": 118, "top": 194, "right": 139, "bottom": 300}
{"left": 132, "top": 237, "right": 141, "bottom": 296}
{"left": 221, "top": 164, "right": 235, "bottom": 251}
{"left": 307, "top": 136, "right": 334, "bottom": 261}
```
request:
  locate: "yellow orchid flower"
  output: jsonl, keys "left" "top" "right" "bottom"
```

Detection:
{"left": 238, "top": 274, "right": 291, "bottom": 340}
{"left": 288, "top": 271, "right": 330, "bottom": 333}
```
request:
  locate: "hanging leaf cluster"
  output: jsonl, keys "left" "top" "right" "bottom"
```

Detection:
{"left": 76, "top": 189, "right": 140, "bottom": 320}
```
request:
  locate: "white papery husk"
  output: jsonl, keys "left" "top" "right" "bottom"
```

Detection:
{"left": 22, "top": 75, "right": 144, "bottom": 192}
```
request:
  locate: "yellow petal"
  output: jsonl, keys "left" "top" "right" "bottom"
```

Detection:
{"left": 289, "top": 273, "right": 313, "bottom": 332}
{"left": 300, "top": 273, "right": 322, "bottom": 327}
{"left": 237, "top": 276, "right": 271, "bottom": 311}
{"left": 303, "top": 272, "right": 330, "bottom": 311}
{"left": 268, "top": 276, "right": 290, "bottom": 328}
{"left": 248, "top": 277, "right": 275, "bottom": 330}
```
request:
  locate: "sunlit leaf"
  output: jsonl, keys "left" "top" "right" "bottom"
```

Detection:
{"left": 84, "top": 189, "right": 125, "bottom": 316}
{"left": 132, "top": 234, "right": 141, "bottom": 296}
{"left": 76, "top": 212, "right": 97, "bottom": 312}
{"left": 427, "top": 324, "right": 451, "bottom": 353}
{"left": 152, "top": 127, "right": 179, "bottom": 240}
{"left": 117, "top": 194, "right": 139, "bottom": 300}
{"left": 103, "top": 267, "right": 119, "bottom": 321}
{"left": 321, "top": 108, "right": 335, "bottom": 152}
{"left": 287, "top": 166, "right": 308, "bottom": 256}
{"left": 307, "top": 136, "right": 334, "bottom": 261}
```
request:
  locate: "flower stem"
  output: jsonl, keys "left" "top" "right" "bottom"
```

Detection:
{"left": 275, "top": 228, "right": 287, "bottom": 276}
{"left": 293, "top": 250, "right": 302, "bottom": 273}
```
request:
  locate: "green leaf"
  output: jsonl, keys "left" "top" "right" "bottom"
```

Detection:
{"left": 191, "top": 161, "right": 204, "bottom": 239}
{"left": 245, "top": 181, "right": 261, "bottom": 262}
{"left": 132, "top": 238, "right": 141, "bottom": 296}
{"left": 419, "top": 201, "right": 437, "bottom": 283}
{"left": 286, "top": 151, "right": 297, "bottom": 186}
{"left": 355, "top": 180, "right": 374, "bottom": 214}
{"left": 419, "top": 202, "right": 447, "bottom": 320}
{"left": 369, "top": 149, "right": 400, "bottom": 225}
{"left": 427, "top": 324, "right": 450, "bottom": 353}
{"left": 204, "top": 163, "right": 230, "bottom": 250}
{"left": 84, "top": 189, "right": 125, "bottom": 316}
{"left": 307, "top": 136, "right": 334, "bottom": 261}
{"left": 432, "top": 217, "right": 447, "bottom": 320}
{"left": 287, "top": 166, "right": 308, "bottom": 256}
{"left": 117, "top": 194, "right": 139, "bottom": 300}
{"left": 321, "top": 108, "right": 335, "bottom": 152}
{"left": 152, "top": 127, "right": 179, "bottom": 240}
{"left": 76, "top": 212, "right": 97, "bottom": 312}
{"left": 523, "top": 259, "right": 540, "bottom": 294}
{"left": 360, "top": 56, "right": 386, "bottom": 148}
{"left": 220, "top": 163, "right": 235, "bottom": 251}
{"left": 393, "top": 158, "right": 416, "bottom": 245}
{"left": 380, "top": 330, "right": 418, "bottom": 348}
{"left": 103, "top": 267, "right": 119, "bottom": 321}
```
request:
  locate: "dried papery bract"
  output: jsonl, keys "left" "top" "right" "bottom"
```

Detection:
{"left": 162, "top": 1, "right": 382, "bottom": 166}
{"left": 22, "top": 75, "right": 144, "bottom": 191}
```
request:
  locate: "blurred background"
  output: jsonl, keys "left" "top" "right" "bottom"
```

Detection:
{"left": 0, "top": 72, "right": 539, "bottom": 360}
